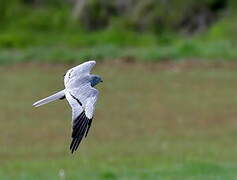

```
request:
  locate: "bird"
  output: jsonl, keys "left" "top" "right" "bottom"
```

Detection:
{"left": 32, "top": 60, "right": 102, "bottom": 154}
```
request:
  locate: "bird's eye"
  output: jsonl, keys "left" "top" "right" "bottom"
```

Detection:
{"left": 63, "top": 73, "right": 66, "bottom": 77}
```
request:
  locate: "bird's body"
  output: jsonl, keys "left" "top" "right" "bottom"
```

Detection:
{"left": 33, "top": 60, "right": 102, "bottom": 153}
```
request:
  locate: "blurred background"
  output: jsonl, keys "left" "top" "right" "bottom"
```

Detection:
{"left": 1, "top": 0, "right": 237, "bottom": 179}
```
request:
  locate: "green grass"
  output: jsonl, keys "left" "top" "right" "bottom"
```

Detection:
{"left": 2, "top": 0, "right": 237, "bottom": 62}
{"left": 1, "top": 39, "right": 237, "bottom": 66}
{"left": 1, "top": 15, "right": 237, "bottom": 62}
{"left": 0, "top": 61, "right": 237, "bottom": 179}
{"left": 1, "top": 16, "right": 237, "bottom": 63}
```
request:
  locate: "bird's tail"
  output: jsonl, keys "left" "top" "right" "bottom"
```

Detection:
{"left": 33, "top": 90, "right": 65, "bottom": 107}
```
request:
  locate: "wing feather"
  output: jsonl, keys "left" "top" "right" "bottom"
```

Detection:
{"left": 69, "top": 84, "right": 98, "bottom": 119}
{"left": 85, "top": 118, "right": 93, "bottom": 137}
{"left": 74, "top": 60, "right": 96, "bottom": 75}
{"left": 65, "top": 90, "right": 97, "bottom": 154}
{"left": 64, "top": 61, "right": 96, "bottom": 87}
{"left": 70, "top": 112, "right": 90, "bottom": 153}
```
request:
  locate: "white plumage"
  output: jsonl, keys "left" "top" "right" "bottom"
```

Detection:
{"left": 33, "top": 60, "right": 102, "bottom": 153}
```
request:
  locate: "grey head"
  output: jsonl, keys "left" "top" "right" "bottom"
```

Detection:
{"left": 90, "top": 74, "right": 103, "bottom": 87}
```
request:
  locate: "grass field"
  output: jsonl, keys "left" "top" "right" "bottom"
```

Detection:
{"left": 0, "top": 61, "right": 237, "bottom": 179}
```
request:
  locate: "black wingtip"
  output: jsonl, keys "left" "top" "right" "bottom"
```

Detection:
{"left": 70, "top": 136, "right": 83, "bottom": 154}
{"left": 70, "top": 138, "right": 77, "bottom": 154}
{"left": 85, "top": 118, "right": 93, "bottom": 138}
{"left": 69, "top": 111, "right": 94, "bottom": 154}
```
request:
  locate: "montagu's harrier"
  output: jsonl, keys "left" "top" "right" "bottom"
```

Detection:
{"left": 33, "top": 61, "right": 102, "bottom": 153}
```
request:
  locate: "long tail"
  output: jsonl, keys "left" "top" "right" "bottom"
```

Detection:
{"left": 33, "top": 90, "right": 65, "bottom": 107}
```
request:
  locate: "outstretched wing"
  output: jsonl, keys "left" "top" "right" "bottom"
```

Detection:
{"left": 65, "top": 85, "right": 98, "bottom": 153}
{"left": 64, "top": 61, "right": 96, "bottom": 87}
{"left": 73, "top": 60, "right": 96, "bottom": 76}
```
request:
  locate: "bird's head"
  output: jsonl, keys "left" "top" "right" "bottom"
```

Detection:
{"left": 90, "top": 75, "right": 103, "bottom": 87}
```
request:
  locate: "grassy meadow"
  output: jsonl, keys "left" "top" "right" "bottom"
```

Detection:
{"left": 0, "top": 61, "right": 236, "bottom": 179}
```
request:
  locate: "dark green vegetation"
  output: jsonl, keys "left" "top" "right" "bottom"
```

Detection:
{"left": 1, "top": 0, "right": 237, "bottom": 62}
{"left": 0, "top": 61, "right": 237, "bottom": 179}
{"left": 1, "top": 39, "right": 237, "bottom": 65}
